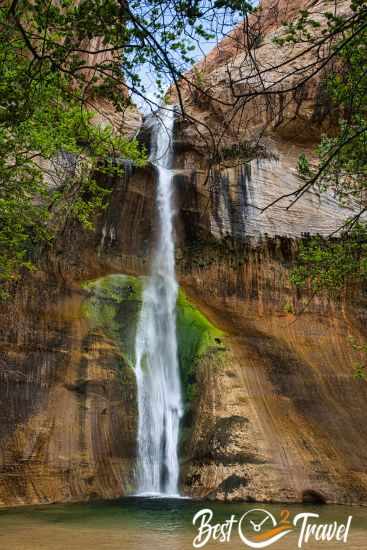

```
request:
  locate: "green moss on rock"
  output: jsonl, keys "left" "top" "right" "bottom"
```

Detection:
{"left": 81, "top": 274, "right": 225, "bottom": 403}
{"left": 176, "top": 290, "right": 224, "bottom": 403}
{"left": 82, "top": 274, "right": 143, "bottom": 369}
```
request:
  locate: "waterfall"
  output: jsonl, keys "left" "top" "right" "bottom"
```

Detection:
{"left": 134, "top": 107, "right": 183, "bottom": 496}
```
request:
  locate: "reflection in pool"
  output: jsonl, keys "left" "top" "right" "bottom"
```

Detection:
{"left": 0, "top": 497, "right": 365, "bottom": 550}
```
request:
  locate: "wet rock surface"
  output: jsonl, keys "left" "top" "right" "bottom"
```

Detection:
{"left": 1, "top": 0, "right": 367, "bottom": 508}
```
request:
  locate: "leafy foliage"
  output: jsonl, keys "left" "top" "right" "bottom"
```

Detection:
{"left": 0, "top": 0, "right": 255, "bottom": 295}
{"left": 291, "top": 226, "right": 367, "bottom": 294}
{"left": 278, "top": 1, "right": 367, "bottom": 294}
{"left": 348, "top": 337, "right": 367, "bottom": 380}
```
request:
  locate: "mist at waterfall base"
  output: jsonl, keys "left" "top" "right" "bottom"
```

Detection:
{"left": 134, "top": 107, "right": 183, "bottom": 496}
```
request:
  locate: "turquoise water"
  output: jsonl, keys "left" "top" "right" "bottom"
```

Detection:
{"left": 0, "top": 498, "right": 365, "bottom": 550}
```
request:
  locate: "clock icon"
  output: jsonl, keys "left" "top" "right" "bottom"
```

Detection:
{"left": 238, "top": 508, "right": 293, "bottom": 549}
{"left": 241, "top": 509, "right": 277, "bottom": 535}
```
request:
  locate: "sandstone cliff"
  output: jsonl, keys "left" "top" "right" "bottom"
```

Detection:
{"left": 0, "top": 0, "right": 367, "bottom": 508}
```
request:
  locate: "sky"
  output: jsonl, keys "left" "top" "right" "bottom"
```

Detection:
{"left": 131, "top": 0, "right": 259, "bottom": 113}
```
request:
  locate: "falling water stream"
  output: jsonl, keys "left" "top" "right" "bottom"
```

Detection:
{"left": 134, "top": 107, "right": 183, "bottom": 496}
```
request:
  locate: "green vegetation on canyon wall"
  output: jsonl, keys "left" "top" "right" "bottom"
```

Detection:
{"left": 1, "top": 0, "right": 367, "bottom": 298}
{"left": 83, "top": 275, "right": 143, "bottom": 370}
{"left": 0, "top": 13, "right": 146, "bottom": 294}
{"left": 1, "top": 0, "right": 367, "bottom": 509}
{"left": 0, "top": 0, "right": 250, "bottom": 294}
{"left": 82, "top": 274, "right": 225, "bottom": 404}
{"left": 279, "top": 2, "right": 367, "bottom": 295}
{"left": 176, "top": 290, "right": 225, "bottom": 403}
